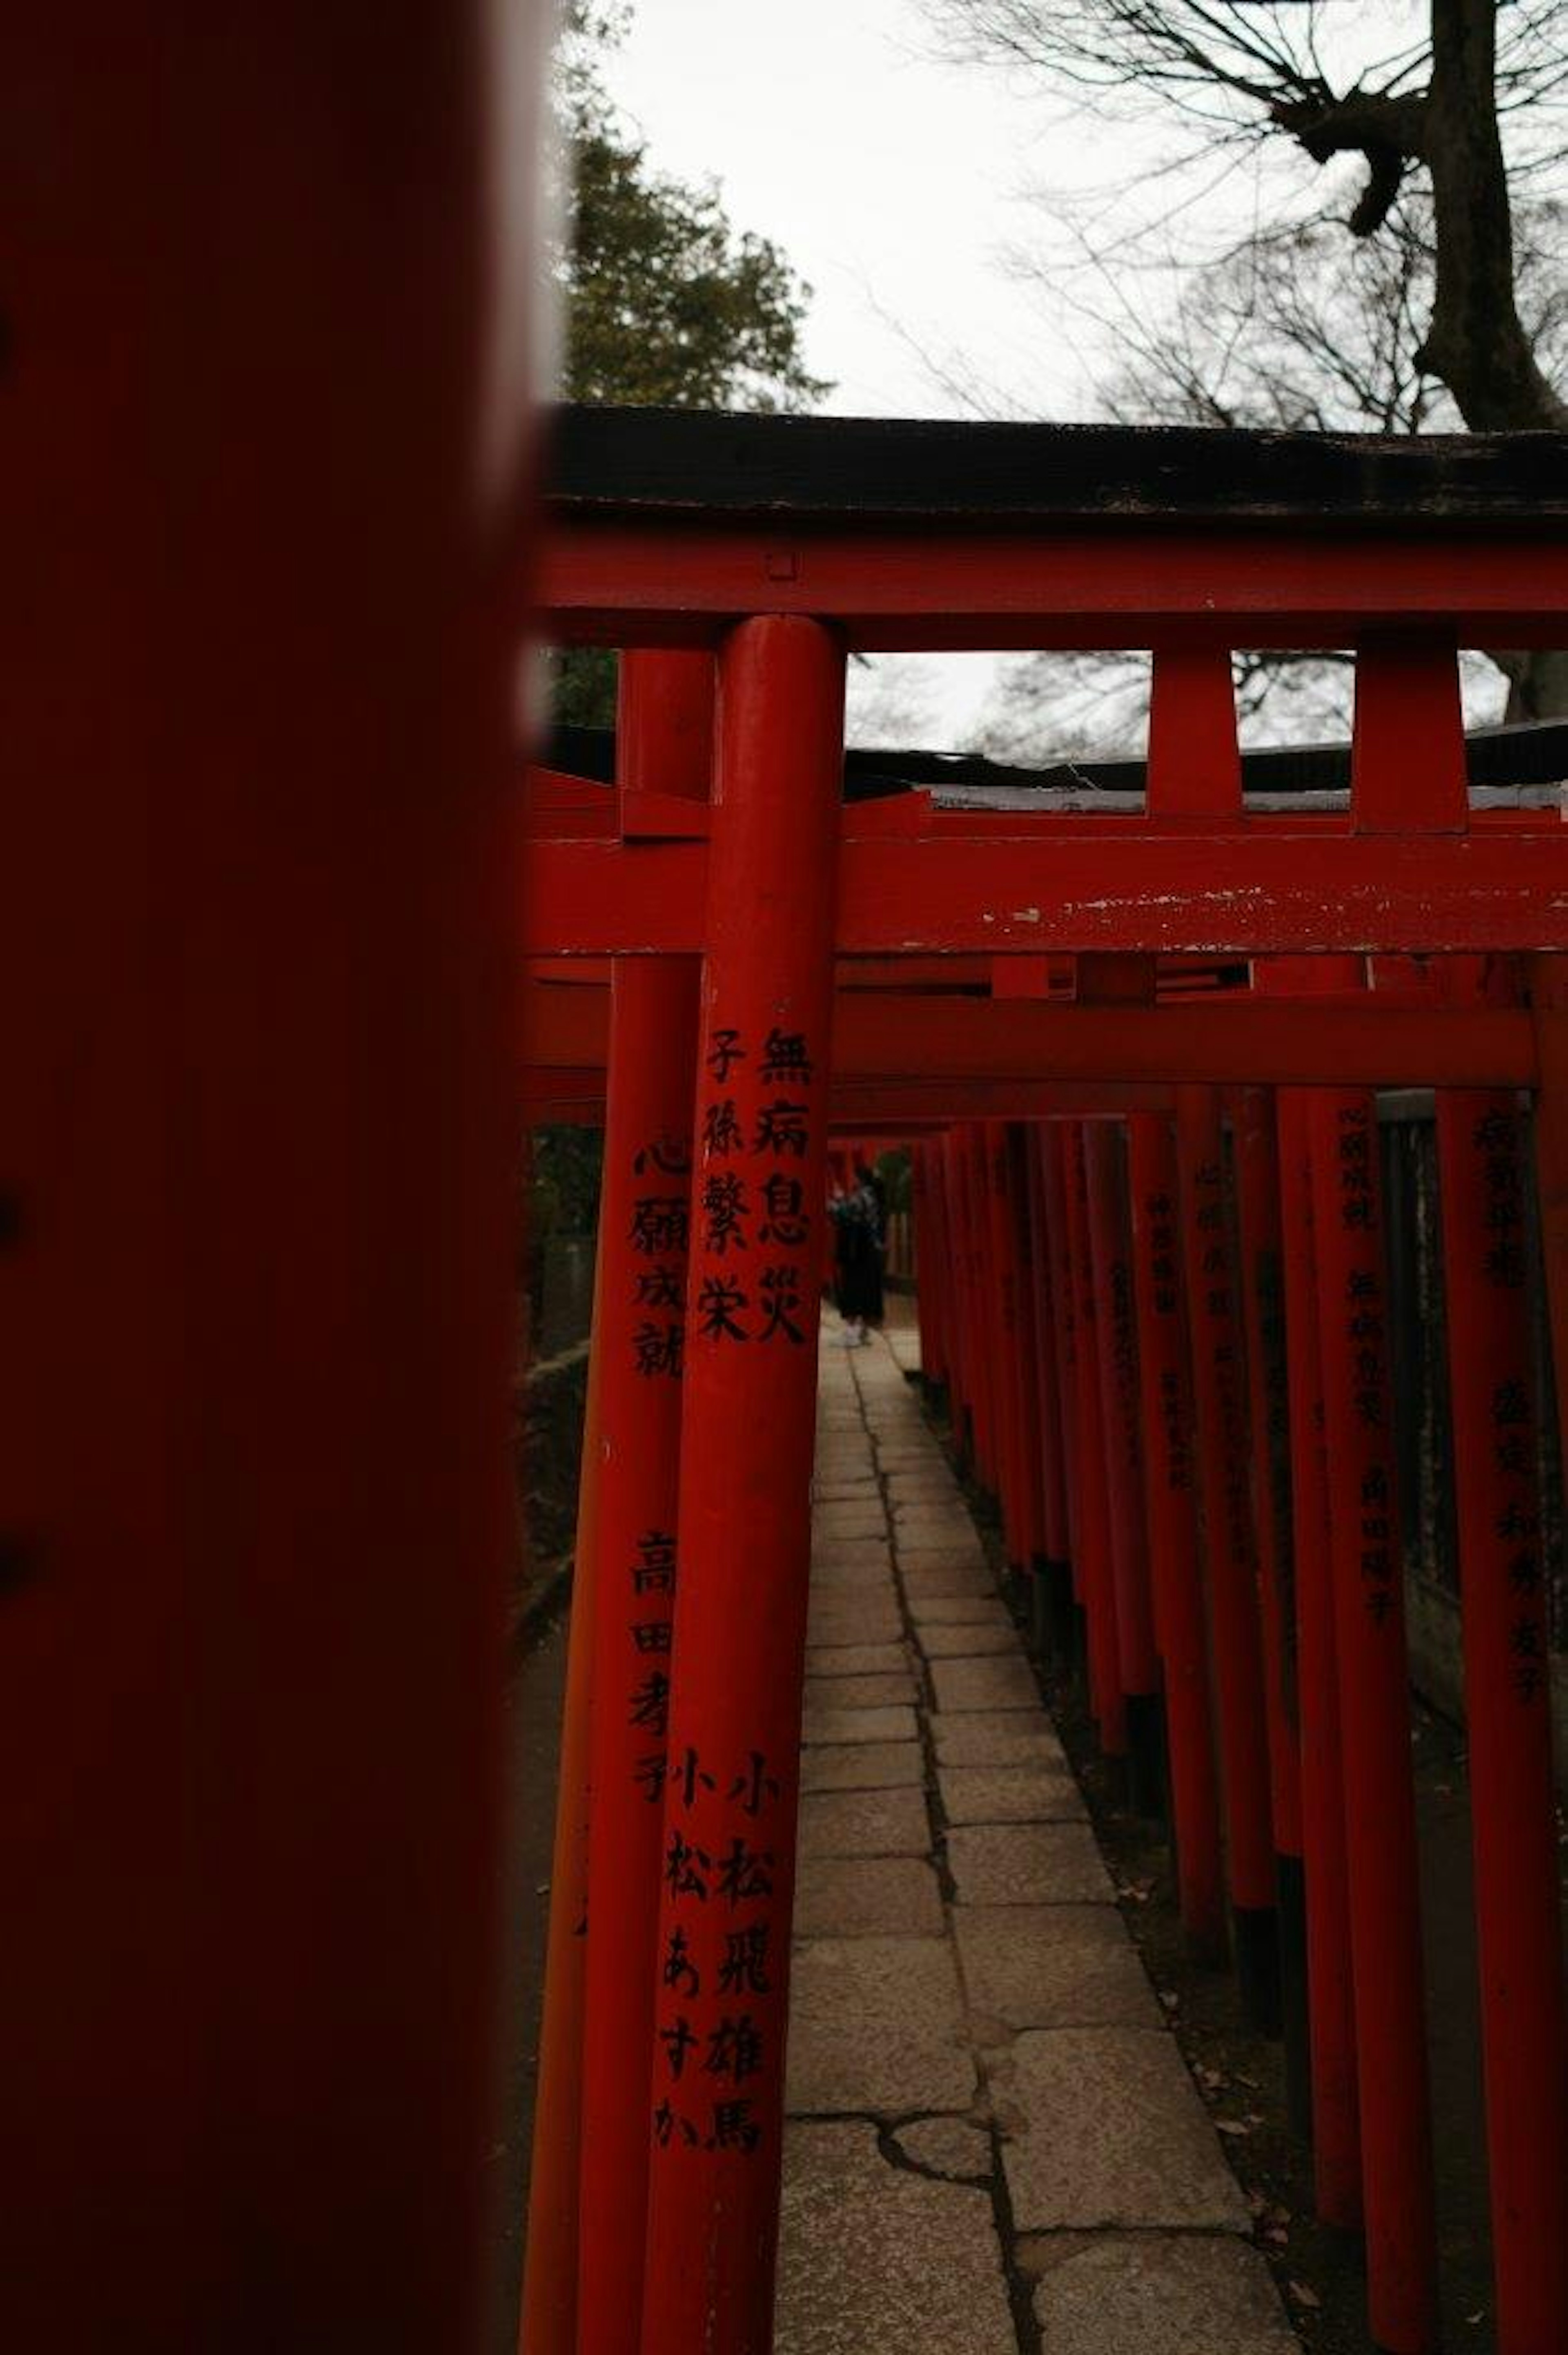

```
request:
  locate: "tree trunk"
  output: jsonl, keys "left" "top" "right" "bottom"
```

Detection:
{"left": 1419, "top": 0, "right": 1568, "bottom": 435}
{"left": 1425, "top": 0, "right": 1568, "bottom": 715}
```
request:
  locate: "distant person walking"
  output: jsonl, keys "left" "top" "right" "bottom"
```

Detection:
{"left": 829, "top": 1158, "right": 886, "bottom": 1346}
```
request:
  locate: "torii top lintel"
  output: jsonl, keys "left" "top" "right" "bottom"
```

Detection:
{"left": 540, "top": 404, "right": 1568, "bottom": 652}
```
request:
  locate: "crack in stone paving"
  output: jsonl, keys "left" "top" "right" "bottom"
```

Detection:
{"left": 846, "top": 1341, "right": 1044, "bottom": 2355}
{"left": 875, "top": 2117, "right": 994, "bottom": 2190}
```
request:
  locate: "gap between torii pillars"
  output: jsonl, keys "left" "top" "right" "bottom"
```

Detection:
{"left": 640, "top": 615, "right": 846, "bottom": 2355}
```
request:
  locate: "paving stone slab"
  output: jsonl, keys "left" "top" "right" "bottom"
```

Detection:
{"left": 806, "top": 1606, "right": 904, "bottom": 1648}
{"left": 776, "top": 2122, "right": 1014, "bottom": 2355}
{"left": 795, "top": 1854, "right": 944, "bottom": 1938}
{"left": 803, "top": 1703, "right": 920, "bottom": 1748}
{"left": 899, "top": 1561, "right": 995, "bottom": 1600}
{"left": 811, "top": 1534, "right": 892, "bottom": 1562}
{"left": 804, "top": 1671, "right": 917, "bottom": 1713}
{"left": 931, "top": 1717, "right": 1069, "bottom": 1768}
{"left": 807, "top": 1591, "right": 901, "bottom": 1627}
{"left": 800, "top": 1785, "right": 931, "bottom": 1859}
{"left": 786, "top": 1938, "right": 971, "bottom": 2114}
{"left": 1027, "top": 2233, "right": 1296, "bottom": 2355}
{"left": 813, "top": 1510, "right": 888, "bottom": 1541}
{"left": 810, "top": 1561, "right": 897, "bottom": 1594}
{"left": 953, "top": 1906, "right": 1160, "bottom": 2032}
{"left": 800, "top": 1741, "right": 925, "bottom": 1794}
{"left": 928, "top": 1655, "right": 1041, "bottom": 1713}
{"left": 947, "top": 1821, "right": 1114, "bottom": 1906}
{"left": 998, "top": 2029, "right": 1252, "bottom": 2231}
{"left": 895, "top": 1527, "right": 986, "bottom": 1553}
{"left": 938, "top": 1762, "right": 1086, "bottom": 1826}
{"left": 805, "top": 1642, "right": 910, "bottom": 1678}
{"left": 895, "top": 1537, "right": 988, "bottom": 1566}
{"left": 909, "top": 1595, "right": 1016, "bottom": 1629}
{"left": 891, "top": 1500, "right": 976, "bottom": 1528}
{"left": 916, "top": 1621, "right": 1022, "bottom": 1659}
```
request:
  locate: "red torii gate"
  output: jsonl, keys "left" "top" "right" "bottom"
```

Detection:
{"left": 520, "top": 406, "right": 1568, "bottom": 2355}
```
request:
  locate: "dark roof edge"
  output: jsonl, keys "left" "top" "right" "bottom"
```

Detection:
{"left": 541, "top": 716, "right": 1568, "bottom": 799}
{"left": 543, "top": 404, "right": 1568, "bottom": 528}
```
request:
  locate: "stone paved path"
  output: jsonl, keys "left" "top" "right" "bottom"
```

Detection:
{"left": 775, "top": 1318, "right": 1298, "bottom": 2355}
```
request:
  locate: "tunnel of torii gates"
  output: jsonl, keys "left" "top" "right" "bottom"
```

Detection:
{"left": 517, "top": 406, "right": 1568, "bottom": 2355}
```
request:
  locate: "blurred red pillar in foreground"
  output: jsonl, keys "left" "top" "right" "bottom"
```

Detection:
{"left": 2, "top": 10, "right": 541, "bottom": 2346}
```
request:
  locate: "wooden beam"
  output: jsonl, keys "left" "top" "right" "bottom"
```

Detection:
{"left": 521, "top": 990, "right": 1535, "bottom": 1089}
{"left": 540, "top": 524, "right": 1568, "bottom": 652}
{"left": 524, "top": 828, "right": 1568, "bottom": 959}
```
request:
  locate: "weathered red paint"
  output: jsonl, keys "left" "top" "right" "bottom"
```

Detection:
{"left": 525, "top": 823, "right": 1568, "bottom": 960}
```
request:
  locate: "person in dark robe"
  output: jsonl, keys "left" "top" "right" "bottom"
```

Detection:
{"left": 829, "top": 1159, "right": 886, "bottom": 1345}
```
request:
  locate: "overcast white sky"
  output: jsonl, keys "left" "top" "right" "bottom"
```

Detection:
{"left": 602, "top": 0, "right": 1132, "bottom": 747}
{"left": 606, "top": 0, "right": 1087, "bottom": 419}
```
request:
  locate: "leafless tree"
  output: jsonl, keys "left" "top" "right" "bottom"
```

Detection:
{"left": 973, "top": 196, "right": 1567, "bottom": 756}
{"left": 926, "top": 0, "right": 1568, "bottom": 432}
{"left": 923, "top": 3, "right": 1568, "bottom": 740}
